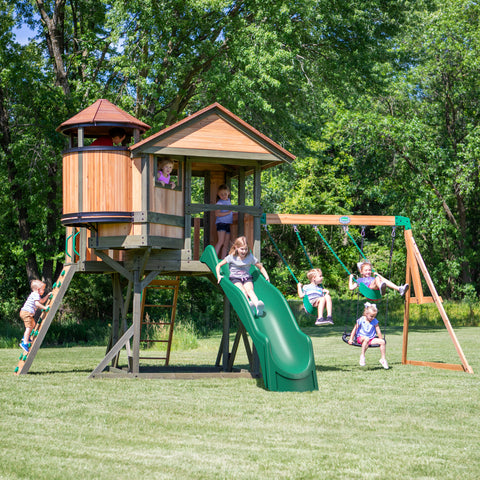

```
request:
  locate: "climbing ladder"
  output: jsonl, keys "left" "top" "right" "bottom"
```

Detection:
{"left": 139, "top": 277, "right": 180, "bottom": 366}
{"left": 14, "top": 264, "right": 78, "bottom": 375}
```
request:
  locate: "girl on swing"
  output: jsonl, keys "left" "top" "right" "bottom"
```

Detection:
{"left": 348, "top": 302, "right": 389, "bottom": 369}
{"left": 349, "top": 260, "right": 409, "bottom": 296}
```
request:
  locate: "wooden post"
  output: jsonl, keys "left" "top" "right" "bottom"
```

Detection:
{"left": 402, "top": 231, "right": 414, "bottom": 365}
{"left": 222, "top": 296, "right": 230, "bottom": 371}
{"left": 253, "top": 163, "right": 262, "bottom": 259}
{"left": 238, "top": 167, "right": 246, "bottom": 237}
{"left": 109, "top": 274, "right": 121, "bottom": 359}
{"left": 184, "top": 157, "right": 192, "bottom": 253}
{"left": 132, "top": 270, "right": 142, "bottom": 375}
{"left": 193, "top": 217, "right": 201, "bottom": 260}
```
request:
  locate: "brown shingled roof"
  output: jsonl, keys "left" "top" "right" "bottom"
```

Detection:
{"left": 57, "top": 99, "right": 151, "bottom": 136}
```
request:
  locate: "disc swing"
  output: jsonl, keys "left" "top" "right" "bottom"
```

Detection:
{"left": 263, "top": 225, "right": 317, "bottom": 315}
{"left": 341, "top": 226, "right": 397, "bottom": 347}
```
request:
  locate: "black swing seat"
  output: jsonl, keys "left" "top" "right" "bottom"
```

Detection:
{"left": 342, "top": 332, "right": 385, "bottom": 348}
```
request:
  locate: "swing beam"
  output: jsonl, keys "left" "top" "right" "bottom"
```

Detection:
{"left": 262, "top": 214, "right": 473, "bottom": 374}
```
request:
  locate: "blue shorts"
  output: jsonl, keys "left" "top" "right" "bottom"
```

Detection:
{"left": 306, "top": 293, "right": 324, "bottom": 305}
{"left": 230, "top": 273, "right": 253, "bottom": 285}
{"left": 216, "top": 223, "right": 231, "bottom": 233}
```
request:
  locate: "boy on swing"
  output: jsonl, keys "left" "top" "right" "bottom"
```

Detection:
{"left": 349, "top": 260, "right": 409, "bottom": 296}
{"left": 297, "top": 268, "right": 333, "bottom": 325}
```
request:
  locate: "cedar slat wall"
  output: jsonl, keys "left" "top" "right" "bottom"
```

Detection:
{"left": 63, "top": 150, "right": 132, "bottom": 214}
{"left": 62, "top": 152, "right": 79, "bottom": 215}
{"left": 83, "top": 150, "right": 131, "bottom": 212}
{"left": 155, "top": 114, "right": 270, "bottom": 153}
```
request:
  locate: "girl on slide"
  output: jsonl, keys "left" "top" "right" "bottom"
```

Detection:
{"left": 216, "top": 236, "right": 269, "bottom": 316}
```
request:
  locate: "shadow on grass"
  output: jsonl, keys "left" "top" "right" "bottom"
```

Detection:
{"left": 27, "top": 368, "right": 95, "bottom": 375}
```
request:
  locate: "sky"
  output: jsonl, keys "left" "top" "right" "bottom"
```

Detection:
{"left": 12, "top": 22, "right": 37, "bottom": 45}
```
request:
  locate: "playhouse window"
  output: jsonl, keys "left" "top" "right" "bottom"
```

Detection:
{"left": 155, "top": 157, "right": 182, "bottom": 190}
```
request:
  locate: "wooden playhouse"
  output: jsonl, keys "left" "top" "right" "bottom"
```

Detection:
{"left": 16, "top": 99, "right": 296, "bottom": 378}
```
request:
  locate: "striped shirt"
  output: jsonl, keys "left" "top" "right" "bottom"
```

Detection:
{"left": 21, "top": 292, "right": 41, "bottom": 314}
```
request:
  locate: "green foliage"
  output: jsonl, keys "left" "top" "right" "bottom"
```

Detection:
{"left": 2, "top": 0, "right": 480, "bottom": 346}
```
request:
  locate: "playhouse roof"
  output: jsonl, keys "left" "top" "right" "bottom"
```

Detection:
{"left": 130, "top": 103, "right": 296, "bottom": 168}
{"left": 56, "top": 99, "right": 151, "bottom": 136}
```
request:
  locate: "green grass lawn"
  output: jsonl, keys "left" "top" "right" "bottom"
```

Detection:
{"left": 1, "top": 325, "right": 479, "bottom": 480}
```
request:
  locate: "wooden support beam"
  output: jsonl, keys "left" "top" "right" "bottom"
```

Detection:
{"left": 132, "top": 271, "right": 142, "bottom": 374}
{"left": 409, "top": 296, "right": 440, "bottom": 304}
{"left": 94, "top": 250, "right": 133, "bottom": 282}
{"left": 264, "top": 214, "right": 398, "bottom": 226}
{"left": 402, "top": 237, "right": 413, "bottom": 366}
{"left": 405, "top": 360, "right": 466, "bottom": 372}
{"left": 89, "top": 325, "right": 134, "bottom": 378}
{"left": 222, "top": 296, "right": 230, "bottom": 371}
{"left": 193, "top": 217, "right": 201, "bottom": 260}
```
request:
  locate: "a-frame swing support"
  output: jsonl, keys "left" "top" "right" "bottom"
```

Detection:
{"left": 262, "top": 214, "right": 474, "bottom": 374}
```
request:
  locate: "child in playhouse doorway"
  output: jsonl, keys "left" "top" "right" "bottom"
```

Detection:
{"left": 348, "top": 302, "right": 389, "bottom": 369}
{"left": 216, "top": 236, "right": 270, "bottom": 317}
{"left": 157, "top": 158, "right": 176, "bottom": 189}
{"left": 297, "top": 268, "right": 333, "bottom": 326}
{"left": 214, "top": 184, "right": 233, "bottom": 258}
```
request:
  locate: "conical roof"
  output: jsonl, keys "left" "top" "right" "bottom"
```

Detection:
{"left": 57, "top": 99, "right": 151, "bottom": 137}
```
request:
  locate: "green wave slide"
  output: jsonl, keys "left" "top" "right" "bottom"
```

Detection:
{"left": 200, "top": 245, "right": 318, "bottom": 392}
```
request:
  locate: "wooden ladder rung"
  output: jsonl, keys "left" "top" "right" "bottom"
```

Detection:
{"left": 141, "top": 321, "right": 171, "bottom": 326}
{"left": 140, "top": 339, "right": 169, "bottom": 343}
{"left": 143, "top": 304, "right": 173, "bottom": 308}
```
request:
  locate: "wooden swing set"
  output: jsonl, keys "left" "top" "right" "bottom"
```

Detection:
{"left": 263, "top": 213, "right": 474, "bottom": 374}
